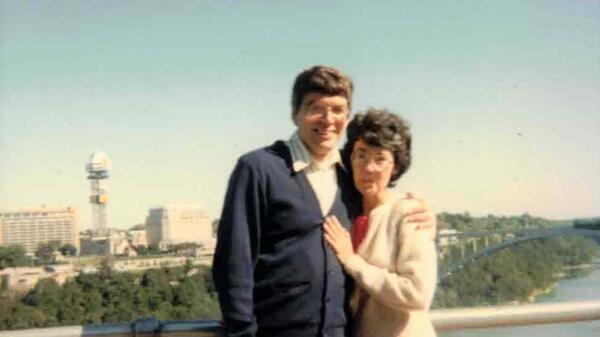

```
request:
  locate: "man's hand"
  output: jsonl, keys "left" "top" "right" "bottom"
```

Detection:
{"left": 404, "top": 192, "right": 437, "bottom": 232}
{"left": 323, "top": 215, "right": 354, "bottom": 265}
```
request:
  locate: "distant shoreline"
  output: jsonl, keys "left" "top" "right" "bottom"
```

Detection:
{"left": 525, "top": 262, "right": 596, "bottom": 304}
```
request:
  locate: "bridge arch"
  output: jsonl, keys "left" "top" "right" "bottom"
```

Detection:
{"left": 438, "top": 228, "right": 600, "bottom": 281}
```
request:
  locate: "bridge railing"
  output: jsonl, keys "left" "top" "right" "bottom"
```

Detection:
{"left": 2, "top": 300, "right": 599, "bottom": 337}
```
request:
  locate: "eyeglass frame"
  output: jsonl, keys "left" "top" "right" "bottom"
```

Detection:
{"left": 350, "top": 150, "right": 395, "bottom": 171}
{"left": 303, "top": 101, "right": 349, "bottom": 120}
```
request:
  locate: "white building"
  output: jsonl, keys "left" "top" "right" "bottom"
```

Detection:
{"left": 0, "top": 206, "right": 80, "bottom": 254}
{"left": 437, "top": 228, "right": 460, "bottom": 247}
{"left": 79, "top": 229, "right": 136, "bottom": 256}
{"left": 145, "top": 204, "right": 213, "bottom": 250}
{"left": 128, "top": 227, "right": 148, "bottom": 247}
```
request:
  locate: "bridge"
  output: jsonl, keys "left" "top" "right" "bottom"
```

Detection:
{"left": 437, "top": 226, "right": 600, "bottom": 280}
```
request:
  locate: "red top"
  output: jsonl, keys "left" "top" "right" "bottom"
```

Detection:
{"left": 351, "top": 215, "right": 369, "bottom": 252}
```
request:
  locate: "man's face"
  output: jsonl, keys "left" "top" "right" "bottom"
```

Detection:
{"left": 294, "top": 93, "right": 349, "bottom": 160}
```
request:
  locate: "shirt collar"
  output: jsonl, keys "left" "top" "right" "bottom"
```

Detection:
{"left": 286, "top": 132, "right": 344, "bottom": 172}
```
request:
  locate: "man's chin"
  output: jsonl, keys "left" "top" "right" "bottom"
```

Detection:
{"left": 317, "top": 144, "right": 338, "bottom": 154}
{"left": 318, "top": 138, "right": 340, "bottom": 148}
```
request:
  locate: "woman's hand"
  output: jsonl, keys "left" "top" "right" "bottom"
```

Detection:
{"left": 323, "top": 215, "right": 354, "bottom": 264}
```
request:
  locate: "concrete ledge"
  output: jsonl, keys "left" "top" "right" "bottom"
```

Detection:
{"left": 430, "top": 300, "right": 600, "bottom": 330}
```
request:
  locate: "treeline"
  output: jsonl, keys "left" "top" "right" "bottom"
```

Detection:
{"left": 574, "top": 217, "right": 600, "bottom": 230}
{"left": 0, "top": 262, "right": 220, "bottom": 330}
{"left": 0, "top": 242, "right": 77, "bottom": 268}
{"left": 434, "top": 237, "right": 598, "bottom": 307}
{"left": 438, "top": 212, "right": 564, "bottom": 231}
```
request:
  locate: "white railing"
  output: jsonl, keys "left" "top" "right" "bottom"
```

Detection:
{"left": 2, "top": 301, "right": 600, "bottom": 336}
{"left": 430, "top": 300, "right": 600, "bottom": 330}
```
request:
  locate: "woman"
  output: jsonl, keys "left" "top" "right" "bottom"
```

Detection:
{"left": 324, "top": 108, "right": 437, "bottom": 337}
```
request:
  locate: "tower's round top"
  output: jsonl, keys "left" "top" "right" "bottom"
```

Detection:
{"left": 86, "top": 151, "right": 111, "bottom": 172}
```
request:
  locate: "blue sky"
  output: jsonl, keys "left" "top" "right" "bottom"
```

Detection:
{"left": 1, "top": 1, "right": 599, "bottom": 229}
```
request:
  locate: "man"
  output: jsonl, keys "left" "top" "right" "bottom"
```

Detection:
{"left": 213, "top": 65, "right": 434, "bottom": 337}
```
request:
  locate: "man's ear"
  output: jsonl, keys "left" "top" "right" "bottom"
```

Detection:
{"left": 292, "top": 111, "right": 299, "bottom": 126}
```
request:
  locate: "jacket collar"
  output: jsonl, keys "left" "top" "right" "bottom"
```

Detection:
{"left": 286, "top": 132, "right": 345, "bottom": 173}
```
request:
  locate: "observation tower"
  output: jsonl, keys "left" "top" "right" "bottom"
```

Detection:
{"left": 86, "top": 151, "right": 111, "bottom": 234}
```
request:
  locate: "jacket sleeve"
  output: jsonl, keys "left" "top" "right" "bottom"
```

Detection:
{"left": 212, "top": 158, "right": 262, "bottom": 337}
{"left": 342, "top": 200, "right": 438, "bottom": 311}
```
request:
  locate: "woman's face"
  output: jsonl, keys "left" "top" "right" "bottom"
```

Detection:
{"left": 351, "top": 138, "right": 395, "bottom": 198}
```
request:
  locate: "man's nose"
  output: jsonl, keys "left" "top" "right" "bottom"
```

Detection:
{"left": 320, "top": 108, "right": 336, "bottom": 123}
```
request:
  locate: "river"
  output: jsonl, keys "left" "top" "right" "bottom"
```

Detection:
{"left": 439, "top": 257, "right": 600, "bottom": 336}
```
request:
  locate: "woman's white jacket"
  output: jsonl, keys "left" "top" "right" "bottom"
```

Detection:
{"left": 341, "top": 195, "right": 438, "bottom": 337}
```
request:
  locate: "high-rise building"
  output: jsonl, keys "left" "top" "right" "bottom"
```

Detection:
{"left": 0, "top": 206, "right": 80, "bottom": 254}
{"left": 86, "top": 151, "right": 111, "bottom": 234}
{"left": 145, "top": 204, "right": 213, "bottom": 249}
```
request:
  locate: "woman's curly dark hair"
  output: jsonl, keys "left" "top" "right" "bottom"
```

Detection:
{"left": 343, "top": 108, "right": 412, "bottom": 187}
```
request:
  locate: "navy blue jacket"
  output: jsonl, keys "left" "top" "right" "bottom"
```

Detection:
{"left": 213, "top": 141, "right": 360, "bottom": 337}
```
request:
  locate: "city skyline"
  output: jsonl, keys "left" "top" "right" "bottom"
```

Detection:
{"left": 1, "top": 1, "right": 599, "bottom": 229}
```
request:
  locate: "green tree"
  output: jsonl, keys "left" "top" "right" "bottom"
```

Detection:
{"left": 183, "top": 258, "right": 194, "bottom": 275}
{"left": 57, "top": 280, "right": 85, "bottom": 324}
{"left": 133, "top": 287, "right": 151, "bottom": 316}
{"left": 0, "top": 297, "right": 18, "bottom": 329}
{"left": 0, "top": 244, "right": 29, "bottom": 269}
{"left": 140, "top": 269, "right": 173, "bottom": 312}
{"left": 1, "top": 275, "right": 9, "bottom": 293}
{"left": 147, "top": 243, "right": 161, "bottom": 255}
{"left": 102, "top": 272, "right": 137, "bottom": 322}
{"left": 174, "top": 277, "right": 199, "bottom": 307}
{"left": 8, "top": 303, "right": 46, "bottom": 329}
{"left": 156, "top": 301, "right": 173, "bottom": 320}
{"left": 23, "top": 278, "right": 62, "bottom": 326}
{"left": 35, "top": 241, "right": 61, "bottom": 265}
{"left": 59, "top": 243, "right": 78, "bottom": 257}
{"left": 135, "top": 245, "right": 148, "bottom": 255}
{"left": 83, "top": 289, "right": 104, "bottom": 323}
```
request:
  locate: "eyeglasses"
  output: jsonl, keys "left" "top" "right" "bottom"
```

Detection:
{"left": 305, "top": 103, "right": 348, "bottom": 120}
{"left": 351, "top": 151, "right": 394, "bottom": 171}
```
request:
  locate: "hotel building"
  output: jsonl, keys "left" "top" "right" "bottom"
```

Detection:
{"left": 0, "top": 206, "right": 80, "bottom": 254}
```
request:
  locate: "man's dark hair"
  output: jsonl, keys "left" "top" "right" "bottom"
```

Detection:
{"left": 291, "top": 65, "right": 353, "bottom": 117}
{"left": 343, "top": 108, "right": 412, "bottom": 186}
